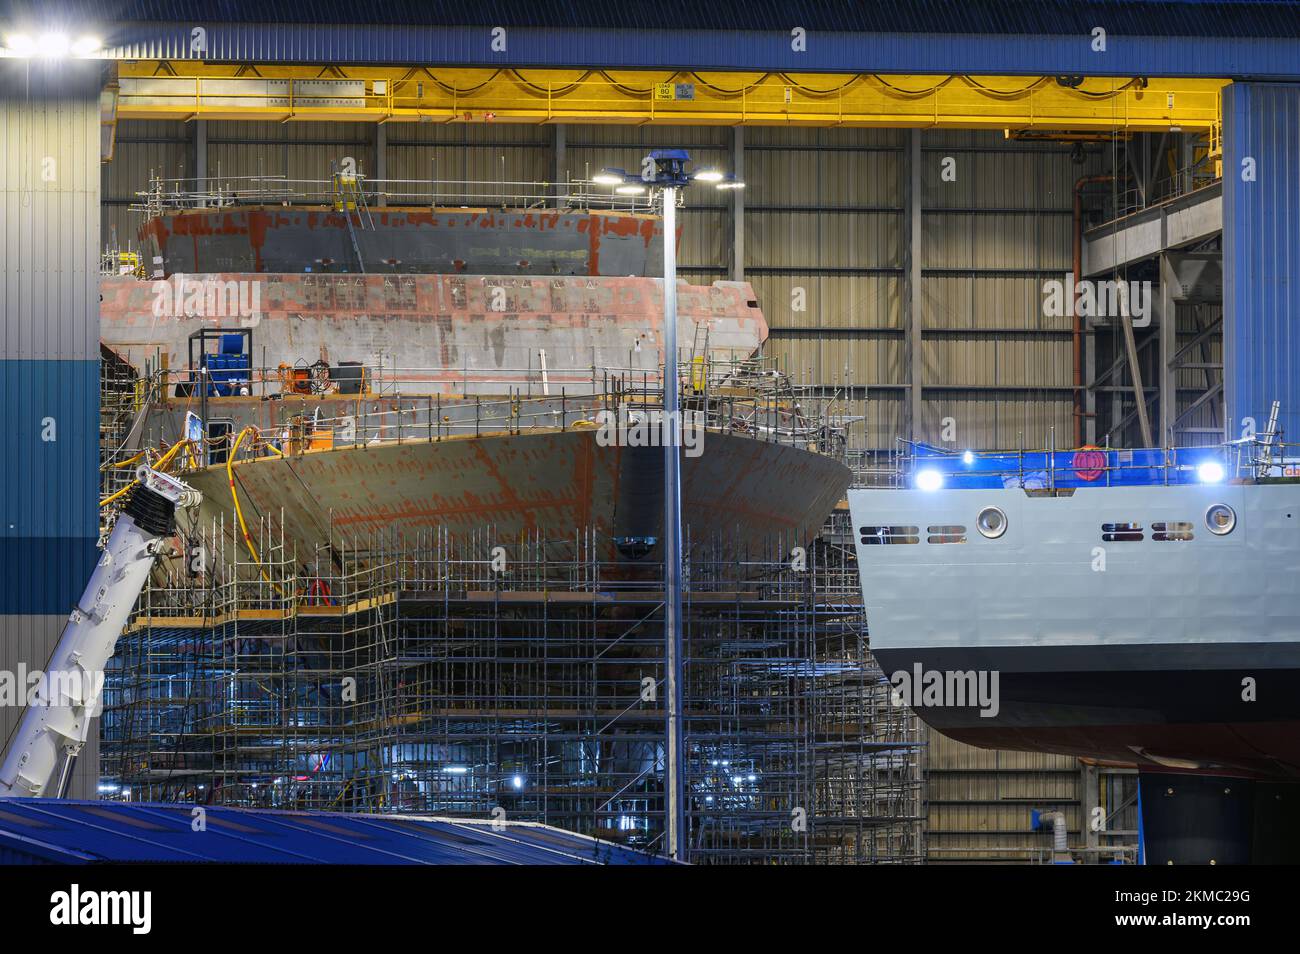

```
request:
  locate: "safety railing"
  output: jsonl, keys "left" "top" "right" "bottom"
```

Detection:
{"left": 153, "top": 353, "right": 773, "bottom": 401}
{"left": 146, "top": 353, "right": 846, "bottom": 456}
{"left": 134, "top": 173, "right": 656, "bottom": 216}
{"left": 889, "top": 435, "right": 1297, "bottom": 490}
{"left": 217, "top": 383, "right": 839, "bottom": 464}
{"left": 1092, "top": 150, "right": 1221, "bottom": 225}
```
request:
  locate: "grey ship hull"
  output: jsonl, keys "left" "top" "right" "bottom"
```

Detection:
{"left": 849, "top": 483, "right": 1300, "bottom": 779}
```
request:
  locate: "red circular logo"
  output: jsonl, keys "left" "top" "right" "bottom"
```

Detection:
{"left": 1072, "top": 446, "right": 1106, "bottom": 481}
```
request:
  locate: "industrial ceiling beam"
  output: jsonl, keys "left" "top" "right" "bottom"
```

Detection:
{"left": 113, "top": 63, "right": 1226, "bottom": 134}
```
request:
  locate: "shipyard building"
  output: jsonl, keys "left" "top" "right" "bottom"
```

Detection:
{"left": 1, "top": 1, "right": 1299, "bottom": 878}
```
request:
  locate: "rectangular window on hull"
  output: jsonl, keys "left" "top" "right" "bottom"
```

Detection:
{"left": 1102, "top": 522, "right": 1143, "bottom": 542}
{"left": 859, "top": 525, "right": 919, "bottom": 545}
{"left": 1152, "top": 521, "right": 1194, "bottom": 541}
{"left": 926, "top": 525, "right": 967, "bottom": 544}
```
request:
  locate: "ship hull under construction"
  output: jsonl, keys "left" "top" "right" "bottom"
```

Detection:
{"left": 99, "top": 272, "right": 766, "bottom": 397}
{"left": 185, "top": 428, "right": 851, "bottom": 568}
{"left": 140, "top": 207, "right": 665, "bottom": 277}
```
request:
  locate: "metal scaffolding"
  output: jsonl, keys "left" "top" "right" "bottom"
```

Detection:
{"left": 99, "top": 344, "right": 143, "bottom": 517}
{"left": 101, "top": 511, "right": 923, "bottom": 864}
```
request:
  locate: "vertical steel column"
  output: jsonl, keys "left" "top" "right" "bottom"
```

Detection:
{"left": 193, "top": 119, "right": 207, "bottom": 207}
{"left": 1080, "top": 760, "right": 1100, "bottom": 864}
{"left": 906, "top": 131, "right": 924, "bottom": 440}
{"left": 662, "top": 186, "right": 686, "bottom": 861}
{"left": 552, "top": 124, "right": 567, "bottom": 200}
{"left": 374, "top": 122, "right": 387, "bottom": 207}
{"left": 731, "top": 127, "right": 745, "bottom": 282}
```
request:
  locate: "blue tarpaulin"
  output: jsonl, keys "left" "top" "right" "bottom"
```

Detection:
{"left": 0, "top": 798, "right": 674, "bottom": 865}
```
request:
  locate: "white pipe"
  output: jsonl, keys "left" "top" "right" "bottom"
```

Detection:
{"left": 1038, "top": 810, "right": 1069, "bottom": 853}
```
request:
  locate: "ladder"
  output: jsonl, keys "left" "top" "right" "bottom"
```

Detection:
{"left": 1257, "top": 399, "right": 1282, "bottom": 478}
{"left": 688, "top": 322, "right": 710, "bottom": 394}
{"left": 332, "top": 163, "right": 374, "bottom": 273}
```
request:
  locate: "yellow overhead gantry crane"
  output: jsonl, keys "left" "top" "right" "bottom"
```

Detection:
{"left": 112, "top": 61, "right": 1225, "bottom": 145}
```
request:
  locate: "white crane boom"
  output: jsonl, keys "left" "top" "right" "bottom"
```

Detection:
{"left": 0, "top": 467, "right": 199, "bottom": 798}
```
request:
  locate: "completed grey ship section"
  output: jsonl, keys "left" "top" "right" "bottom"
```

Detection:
{"left": 849, "top": 483, "right": 1300, "bottom": 778}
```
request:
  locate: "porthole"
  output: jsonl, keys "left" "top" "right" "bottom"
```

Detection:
{"left": 1206, "top": 504, "right": 1236, "bottom": 536}
{"left": 976, "top": 507, "right": 1007, "bottom": 539}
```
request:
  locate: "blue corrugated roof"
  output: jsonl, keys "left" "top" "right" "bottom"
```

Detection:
{"left": 0, "top": 799, "right": 673, "bottom": 865}
{"left": 4, "top": 1, "right": 1300, "bottom": 37}
{"left": 6, "top": 0, "right": 1300, "bottom": 76}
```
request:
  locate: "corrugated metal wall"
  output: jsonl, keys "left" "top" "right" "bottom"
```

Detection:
{"left": 387, "top": 122, "right": 548, "bottom": 185}
{"left": 747, "top": 127, "right": 1103, "bottom": 450}
{"left": 746, "top": 127, "right": 904, "bottom": 449}
{"left": 101, "top": 119, "right": 188, "bottom": 250}
{"left": 918, "top": 131, "right": 1103, "bottom": 450}
{"left": 925, "top": 729, "right": 1082, "bottom": 864}
{"left": 1223, "top": 83, "right": 1300, "bottom": 443}
{"left": 1, "top": 63, "right": 103, "bottom": 798}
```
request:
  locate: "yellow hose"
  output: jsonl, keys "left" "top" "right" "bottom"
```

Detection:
{"left": 155, "top": 439, "right": 187, "bottom": 468}
{"left": 98, "top": 440, "right": 191, "bottom": 507}
{"left": 227, "top": 427, "right": 281, "bottom": 592}
{"left": 101, "top": 427, "right": 285, "bottom": 590}
{"left": 99, "top": 449, "right": 146, "bottom": 472}
{"left": 98, "top": 482, "right": 136, "bottom": 508}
